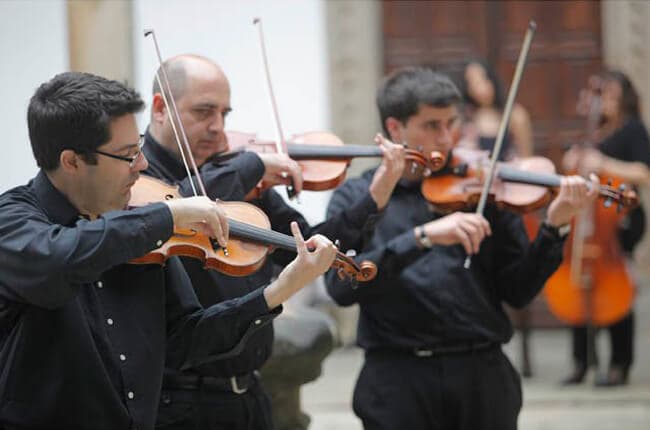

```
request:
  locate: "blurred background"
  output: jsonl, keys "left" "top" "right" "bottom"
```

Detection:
{"left": 2, "top": 1, "right": 649, "bottom": 428}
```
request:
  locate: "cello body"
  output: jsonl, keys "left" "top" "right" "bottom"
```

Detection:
{"left": 543, "top": 175, "right": 635, "bottom": 326}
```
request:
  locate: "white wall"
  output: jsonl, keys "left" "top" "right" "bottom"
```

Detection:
{"left": 132, "top": 0, "right": 331, "bottom": 223}
{"left": 0, "top": 0, "right": 68, "bottom": 190}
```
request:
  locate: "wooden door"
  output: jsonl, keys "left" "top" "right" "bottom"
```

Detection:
{"left": 383, "top": 0, "right": 602, "bottom": 164}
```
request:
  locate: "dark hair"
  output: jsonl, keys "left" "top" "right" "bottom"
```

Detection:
{"left": 377, "top": 67, "right": 462, "bottom": 136}
{"left": 602, "top": 69, "right": 640, "bottom": 120}
{"left": 28, "top": 72, "right": 144, "bottom": 171}
{"left": 460, "top": 59, "right": 505, "bottom": 110}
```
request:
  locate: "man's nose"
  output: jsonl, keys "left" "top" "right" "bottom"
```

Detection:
{"left": 439, "top": 126, "right": 453, "bottom": 144}
{"left": 134, "top": 153, "right": 149, "bottom": 171}
{"left": 208, "top": 113, "right": 224, "bottom": 133}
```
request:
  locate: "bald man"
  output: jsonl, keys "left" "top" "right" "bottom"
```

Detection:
{"left": 143, "top": 55, "right": 405, "bottom": 429}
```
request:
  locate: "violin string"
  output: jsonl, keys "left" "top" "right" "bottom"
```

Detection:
{"left": 227, "top": 219, "right": 356, "bottom": 270}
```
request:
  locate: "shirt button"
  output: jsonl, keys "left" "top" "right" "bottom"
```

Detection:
{"left": 156, "top": 240, "right": 163, "bottom": 247}
{"left": 107, "top": 318, "right": 114, "bottom": 326}
{"left": 119, "top": 354, "right": 126, "bottom": 362}
{"left": 254, "top": 319, "right": 262, "bottom": 325}
{"left": 96, "top": 281, "right": 103, "bottom": 288}
{"left": 127, "top": 391, "right": 134, "bottom": 399}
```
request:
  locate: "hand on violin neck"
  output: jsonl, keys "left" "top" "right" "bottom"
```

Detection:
{"left": 164, "top": 196, "right": 229, "bottom": 248}
{"left": 264, "top": 222, "right": 337, "bottom": 308}
{"left": 256, "top": 152, "right": 304, "bottom": 196}
{"left": 419, "top": 212, "right": 491, "bottom": 255}
{"left": 546, "top": 174, "right": 599, "bottom": 227}
{"left": 369, "top": 133, "right": 406, "bottom": 210}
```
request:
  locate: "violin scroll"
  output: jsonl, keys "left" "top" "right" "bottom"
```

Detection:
{"left": 332, "top": 252, "right": 377, "bottom": 284}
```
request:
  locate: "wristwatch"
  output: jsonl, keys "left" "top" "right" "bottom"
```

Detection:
{"left": 542, "top": 221, "right": 571, "bottom": 240}
{"left": 415, "top": 226, "right": 434, "bottom": 249}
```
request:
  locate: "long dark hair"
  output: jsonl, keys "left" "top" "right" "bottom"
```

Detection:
{"left": 460, "top": 59, "right": 505, "bottom": 111}
{"left": 602, "top": 69, "right": 640, "bottom": 120}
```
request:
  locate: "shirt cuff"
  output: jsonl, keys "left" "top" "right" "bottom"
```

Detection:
{"left": 106, "top": 202, "right": 174, "bottom": 258}
{"left": 181, "top": 287, "right": 282, "bottom": 370}
{"left": 232, "top": 152, "right": 265, "bottom": 193}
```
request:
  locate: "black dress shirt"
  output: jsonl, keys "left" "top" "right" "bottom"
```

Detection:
{"left": 598, "top": 118, "right": 650, "bottom": 253}
{"left": 0, "top": 171, "right": 272, "bottom": 430}
{"left": 325, "top": 169, "right": 567, "bottom": 351}
{"left": 143, "top": 132, "right": 382, "bottom": 376}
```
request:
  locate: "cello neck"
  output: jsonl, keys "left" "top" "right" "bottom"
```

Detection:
{"left": 286, "top": 143, "right": 382, "bottom": 160}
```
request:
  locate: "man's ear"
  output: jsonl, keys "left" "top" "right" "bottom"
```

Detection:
{"left": 59, "top": 149, "right": 81, "bottom": 174}
{"left": 384, "top": 117, "right": 404, "bottom": 144}
{"left": 151, "top": 93, "right": 167, "bottom": 123}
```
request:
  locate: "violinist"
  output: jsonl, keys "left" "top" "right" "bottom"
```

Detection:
{"left": 561, "top": 70, "right": 650, "bottom": 386}
{"left": 325, "top": 67, "right": 598, "bottom": 430}
{"left": 0, "top": 71, "right": 337, "bottom": 430}
{"left": 143, "top": 55, "right": 405, "bottom": 430}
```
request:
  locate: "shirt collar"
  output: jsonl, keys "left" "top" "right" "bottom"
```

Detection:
{"left": 31, "top": 170, "right": 82, "bottom": 226}
{"left": 143, "top": 130, "right": 188, "bottom": 180}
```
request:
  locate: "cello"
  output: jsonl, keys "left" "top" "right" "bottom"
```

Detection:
{"left": 542, "top": 77, "right": 636, "bottom": 329}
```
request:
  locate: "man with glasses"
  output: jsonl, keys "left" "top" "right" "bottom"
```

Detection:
{"left": 0, "top": 71, "right": 338, "bottom": 430}
{"left": 142, "top": 54, "right": 405, "bottom": 429}
{"left": 94, "top": 134, "right": 145, "bottom": 168}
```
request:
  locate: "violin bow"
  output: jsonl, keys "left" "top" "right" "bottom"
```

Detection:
{"left": 144, "top": 29, "right": 208, "bottom": 198}
{"left": 253, "top": 17, "right": 296, "bottom": 199}
{"left": 464, "top": 20, "right": 537, "bottom": 269}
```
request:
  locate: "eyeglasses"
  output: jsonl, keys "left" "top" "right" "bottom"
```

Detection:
{"left": 94, "top": 134, "right": 145, "bottom": 168}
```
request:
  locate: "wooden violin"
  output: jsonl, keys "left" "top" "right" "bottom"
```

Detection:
{"left": 210, "top": 130, "right": 444, "bottom": 192}
{"left": 421, "top": 147, "right": 638, "bottom": 214}
{"left": 129, "top": 175, "right": 377, "bottom": 282}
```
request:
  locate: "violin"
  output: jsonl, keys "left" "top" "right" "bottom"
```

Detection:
{"left": 129, "top": 175, "right": 377, "bottom": 282}
{"left": 421, "top": 147, "right": 638, "bottom": 213}
{"left": 211, "top": 130, "right": 444, "bottom": 192}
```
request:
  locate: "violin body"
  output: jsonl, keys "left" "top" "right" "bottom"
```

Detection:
{"left": 421, "top": 148, "right": 555, "bottom": 213}
{"left": 129, "top": 175, "right": 271, "bottom": 276}
{"left": 543, "top": 175, "right": 635, "bottom": 326}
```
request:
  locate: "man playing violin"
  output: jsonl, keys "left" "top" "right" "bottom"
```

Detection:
{"left": 325, "top": 67, "right": 599, "bottom": 430}
{"left": 142, "top": 54, "right": 405, "bottom": 429}
{"left": 0, "top": 71, "right": 337, "bottom": 430}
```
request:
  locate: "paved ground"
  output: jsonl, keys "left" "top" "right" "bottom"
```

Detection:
{"left": 301, "top": 287, "right": 650, "bottom": 429}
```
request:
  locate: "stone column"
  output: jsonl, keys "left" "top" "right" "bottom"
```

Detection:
{"left": 67, "top": 0, "right": 134, "bottom": 83}
{"left": 326, "top": 0, "right": 383, "bottom": 177}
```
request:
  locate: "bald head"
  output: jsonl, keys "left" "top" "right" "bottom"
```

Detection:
{"left": 152, "top": 54, "right": 227, "bottom": 100}
{"left": 149, "top": 54, "right": 232, "bottom": 166}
